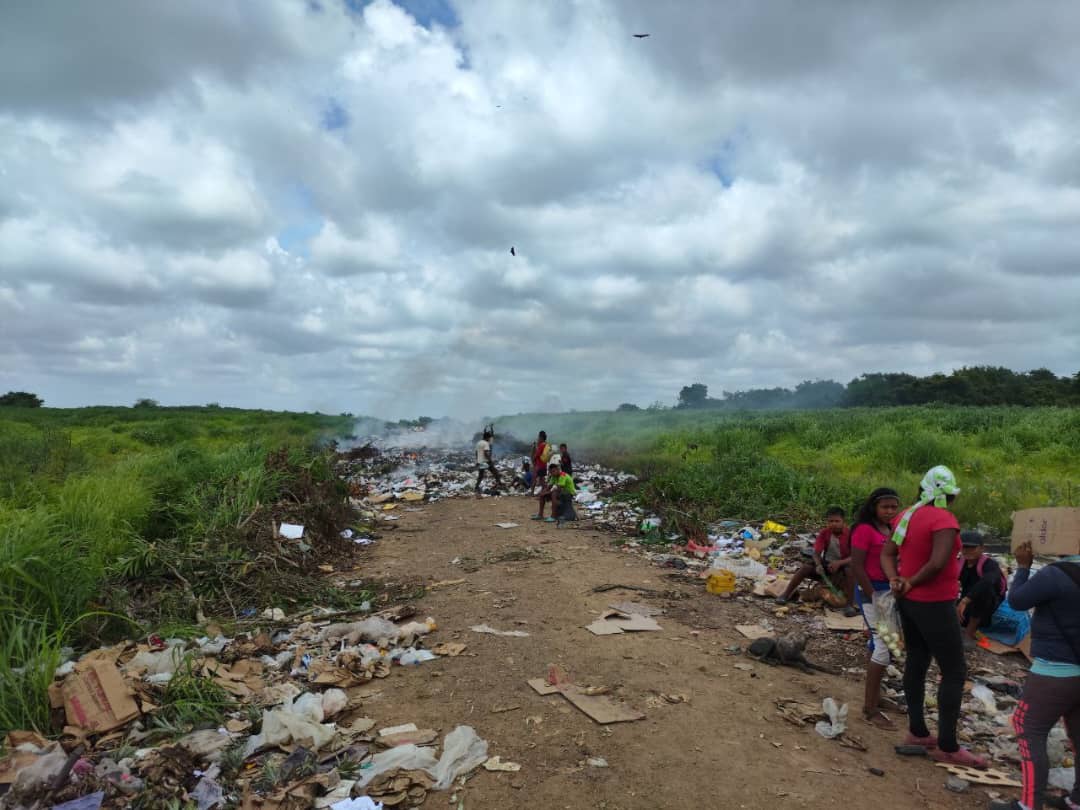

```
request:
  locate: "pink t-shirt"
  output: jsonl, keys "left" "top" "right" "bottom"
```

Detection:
{"left": 850, "top": 523, "right": 889, "bottom": 583}
{"left": 894, "top": 505, "right": 961, "bottom": 602}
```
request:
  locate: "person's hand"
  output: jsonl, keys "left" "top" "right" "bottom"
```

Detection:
{"left": 890, "top": 577, "right": 911, "bottom": 597}
{"left": 956, "top": 597, "right": 970, "bottom": 622}
{"left": 1015, "top": 542, "right": 1034, "bottom": 569}
{"left": 828, "top": 561, "right": 842, "bottom": 574}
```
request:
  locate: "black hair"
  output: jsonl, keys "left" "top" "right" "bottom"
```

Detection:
{"left": 483, "top": 430, "right": 493, "bottom": 440}
{"left": 825, "top": 506, "right": 845, "bottom": 519}
{"left": 851, "top": 487, "right": 901, "bottom": 532}
{"left": 559, "top": 442, "right": 568, "bottom": 449}
{"left": 960, "top": 529, "right": 984, "bottom": 547}
{"left": 539, "top": 430, "right": 547, "bottom": 440}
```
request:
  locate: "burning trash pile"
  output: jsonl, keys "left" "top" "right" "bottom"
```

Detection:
{"left": 0, "top": 605, "right": 503, "bottom": 809}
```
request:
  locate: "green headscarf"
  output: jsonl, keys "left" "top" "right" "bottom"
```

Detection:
{"left": 890, "top": 465, "right": 960, "bottom": 546}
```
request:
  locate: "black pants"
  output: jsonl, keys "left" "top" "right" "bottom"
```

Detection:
{"left": 475, "top": 463, "right": 501, "bottom": 491}
{"left": 898, "top": 598, "right": 966, "bottom": 752}
{"left": 961, "top": 587, "right": 1000, "bottom": 630}
{"left": 1014, "top": 672, "right": 1080, "bottom": 810}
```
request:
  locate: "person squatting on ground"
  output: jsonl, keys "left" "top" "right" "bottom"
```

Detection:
{"left": 849, "top": 487, "right": 902, "bottom": 730}
{"left": 958, "top": 529, "right": 1007, "bottom": 645}
{"left": 512, "top": 459, "right": 534, "bottom": 491}
{"left": 530, "top": 431, "right": 551, "bottom": 494}
{"left": 532, "top": 461, "right": 576, "bottom": 523}
{"left": 881, "top": 465, "right": 988, "bottom": 769}
{"left": 473, "top": 429, "right": 502, "bottom": 494}
{"left": 776, "top": 507, "right": 859, "bottom": 617}
{"left": 988, "top": 542, "right": 1080, "bottom": 810}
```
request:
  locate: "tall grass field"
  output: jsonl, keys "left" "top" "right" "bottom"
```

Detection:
{"left": 0, "top": 406, "right": 353, "bottom": 734}
{"left": 496, "top": 406, "right": 1080, "bottom": 533}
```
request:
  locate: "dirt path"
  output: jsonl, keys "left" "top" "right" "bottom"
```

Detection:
{"left": 354, "top": 495, "right": 990, "bottom": 809}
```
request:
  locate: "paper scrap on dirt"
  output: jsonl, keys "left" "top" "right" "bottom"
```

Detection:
{"left": 735, "top": 624, "right": 774, "bottom": 640}
{"left": 496, "top": 522, "right": 520, "bottom": 529}
{"left": 470, "top": 624, "right": 530, "bottom": 637}
{"left": 585, "top": 609, "right": 662, "bottom": 635}
{"left": 607, "top": 601, "right": 662, "bottom": 617}
{"left": 823, "top": 614, "right": 865, "bottom": 631}
{"left": 279, "top": 522, "right": 305, "bottom": 540}
{"left": 483, "top": 756, "right": 521, "bottom": 772}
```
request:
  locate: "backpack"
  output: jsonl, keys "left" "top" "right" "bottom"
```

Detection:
{"left": 539, "top": 442, "right": 552, "bottom": 464}
{"left": 976, "top": 554, "right": 1008, "bottom": 599}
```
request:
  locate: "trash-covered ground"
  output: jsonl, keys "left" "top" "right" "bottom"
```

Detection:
{"left": 0, "top": 436, "right": 1048, "bottom": 809}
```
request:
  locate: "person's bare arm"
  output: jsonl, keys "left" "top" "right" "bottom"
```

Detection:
{"left": 881, "top": 541, "right": 902, "bottom": 593}
{"left": 850, "top": 546, "right": 874, "bottom": 602}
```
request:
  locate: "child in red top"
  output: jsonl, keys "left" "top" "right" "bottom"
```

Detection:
{"left": 776, "top": 507, "right": 857, "bottom": 616}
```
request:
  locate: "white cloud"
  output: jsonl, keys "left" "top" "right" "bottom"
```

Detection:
{"left": 0, "top": 0, "right": 1077, "bottom": 416}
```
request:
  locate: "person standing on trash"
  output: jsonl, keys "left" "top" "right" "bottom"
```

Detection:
{"left": 850, "top": 487, "right": 902, "bottom": 730}
{"left": 558, "top": 443, "right": 574, "bottom": 479}
{"left": 958, "top": 530, "right": 1006, "bottom": 646}
{"left": 987, "top": 541, "right": 1080, "bottom": 810}
{"left": 776, "top": 507, "right": 858, "bottom": 617}
{"left": 530, "top": 431, "right": 550, "bottom": 494}
{"left": 532, "top": 460, "right": 576, "bottom": 523}
{"left": 474, "top": 428, "right": 502, "bottom": 495}
{"left": 881, "top": 465, "right": 988, "bottom": 769}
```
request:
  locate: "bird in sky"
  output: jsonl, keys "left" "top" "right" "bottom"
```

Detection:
{"left": 510, "top": 247, "right": 516, "bottom": 256}
{"left": 632, "top": 33, "right": 650, "bottom": 38}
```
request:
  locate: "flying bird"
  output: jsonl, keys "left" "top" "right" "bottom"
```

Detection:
{"left": 632, "top": 33, "right": 650, "bottom": 38}
{"left": 510, "top": 247, "right": 516, "bottom": 256}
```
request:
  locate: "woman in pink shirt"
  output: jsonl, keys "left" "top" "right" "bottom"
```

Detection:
{"left": 882, "top": 466, "right": 988, "bottom": 769}
{"left": 850, "top": 487, "right": 901, "bottom": 729}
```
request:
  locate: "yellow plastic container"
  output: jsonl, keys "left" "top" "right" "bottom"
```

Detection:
{"left": 706, "top": 570, "right": 737, "bottom": 595}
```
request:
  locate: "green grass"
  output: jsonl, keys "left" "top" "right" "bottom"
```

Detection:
{"left": 0, "top": 405, "right": 355, "bottom": 734}
{"left": 496, "top": 406, "right": 1080, "bottom": 534}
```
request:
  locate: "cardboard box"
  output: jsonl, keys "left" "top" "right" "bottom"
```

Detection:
{"left": 1011, "top": 508, "right": 1080, "bottom": 555}
{"left": 60, "top": 661, "right": 140, "bottom": 733}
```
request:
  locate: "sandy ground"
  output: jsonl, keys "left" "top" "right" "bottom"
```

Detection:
{"left": 347, "top": 495, "right": 1001, "bottom": 810}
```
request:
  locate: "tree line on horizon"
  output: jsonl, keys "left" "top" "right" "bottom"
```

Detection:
{"left": 611, "top": 366, "right": 1080, "bottom": 412}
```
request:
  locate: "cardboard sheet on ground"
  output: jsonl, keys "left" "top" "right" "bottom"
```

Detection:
{"left": 1011, "top": 508, "right": 1080, "bottom": 555}
{"left": 935, "top": 763, "right": 1021, "bottom": 787}
{"left": 735, "top": 624, "right": 774, "bottom": 640}
{"left": 823, "top": 614, "right": 865, "bottom": 631}
{"left": 979, "top": 633, "right": 1033, "bottom": 661}
{"left": 607, "top": 601, "right": 662, "bottom": 617}
{"left": 753, "top": 578, "right": 790, "bottom": 599}
{"left": 527, "top": 679, "right": 644, "bottom": 724}
{"left": 585, "top": 609, "right": 662, "bottom": 635}
{"left": 61, "top": 661, "right": 140, "bottom": 733}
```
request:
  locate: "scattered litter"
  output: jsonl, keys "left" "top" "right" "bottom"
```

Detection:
{"left": 934, "top": 764, "right": 1021, "bottom": 787}
{"left": 823, "top": 613, "right": 865, "bottom": 632}
{"left": 607, "top": 601, "right": 662, "bottom": 617}
{"left": 484, "top": 756, "right": 521, "bottom": 772}
{"left": 279, "top": 523, "right": 305, "bottom": 540}
{"left": 496, "top": 522, "right": 520, "bottom": 529}
{"left": 261, "top": 607, "right": 286, "bottom": 621}
{"left": 331, "top": 798, "right": 384, "bottom": 810}
{"left": 587, "top": 757, "right": 609, "bottom": 768}
{"left": 471, "top": 624, "right": 530, "bottom": 637}
{"left": 60, "top": 661, "right": 140, "bottom": 733}
{"left": 585, "top": 609, "right": 661, "bottom": 635}
{"left": 51, "top": 793, "right": 106, "bottom": 810}
{"left": 527, "top": 674, "right": 644, "bottom": 725}
{"left": 432, "top": 642, "right": 467, "bottom": 657}
{"left": 380, "top": 722, "right": 419, "bottom": 736}
{"left": 944, "top": 775, "right": 969, "bottom": 793}
{"left": 428, "top": 725, "right": 489, "bottom": 790}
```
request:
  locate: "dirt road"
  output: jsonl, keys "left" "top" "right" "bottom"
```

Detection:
{"left": 356, "top": 495, "right": 992, "bottom": 809}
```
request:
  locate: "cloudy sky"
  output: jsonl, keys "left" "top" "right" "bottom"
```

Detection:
{"left": 2, "top": 1, "right": 1079, "bottom": 418}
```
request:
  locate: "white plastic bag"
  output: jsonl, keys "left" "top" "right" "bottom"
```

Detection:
{"left": 871, "top": 590, "right": 904, "bottom": 659}
{"left": 814, "top": 698, "right": 848, "bottom": 739}
{"left": 428, "top": 725, "right": 489, "bottom": 790}
{"left": 354, "top": 745, "right": 439, "bottom": 789}
{"left": 244, "top": 693, "right": 336, "bottom": 755}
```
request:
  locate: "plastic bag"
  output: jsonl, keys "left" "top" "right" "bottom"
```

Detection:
{"left": 354, "top": 745, "right": 439, "bottom": 789}
{"left": 321, "top": 688, "right": 348, "bottom": 718}
{"left": 871, "top": 590, "right": 904, "bottom": 659}
{"left": 814, "top": 698, "right": 848, "bottom": 739}
{"left": 428, "top": 725, "right": 489, "bottom": 790}
{"left": 970, "top": 683, "right": 998, "bottom": 714}
{"left": 708, "top": 555, "right": 767, "bottom": 579}
{"left": 244, "top": 693, "right": 336, "bottom": 755}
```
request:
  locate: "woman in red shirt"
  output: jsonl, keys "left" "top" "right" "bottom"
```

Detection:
{"left": 881, "top": 466, "right": 988, "bottom": 769}
{"left": 850, "top": 487, "right": 901, "bottom": 729}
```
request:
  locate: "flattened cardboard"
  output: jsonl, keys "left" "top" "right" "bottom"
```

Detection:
{"left": 1011, "top": 508, "right": 1080, "bottom": 555}
{"left": 585, "top": 611, "right": 662, "bottom": 636}
{"left": 823, "top": 613, "right": 865, "bottom": 631}
{"left": 527, "top": 678, "right": 560, "bottom": 696}
{"left": 61, "top": 661, "right": 139, "bottom": 733}
{"left": 559, "top": 686, "right": 644, "bottom": 724}
{"left": 735, "top": 624, "right": 774, "bottom": 640}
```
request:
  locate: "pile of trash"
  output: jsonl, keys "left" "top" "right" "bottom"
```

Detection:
{"left": 335, "top": 435, "right": 635, "bottom": 508}
{"left": 0, "top": 605, "right": 505, "bottom": 810}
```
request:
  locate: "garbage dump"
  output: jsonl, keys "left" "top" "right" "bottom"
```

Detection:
{"left": 0, "top": 603, "right": 507, "bottom": 810}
